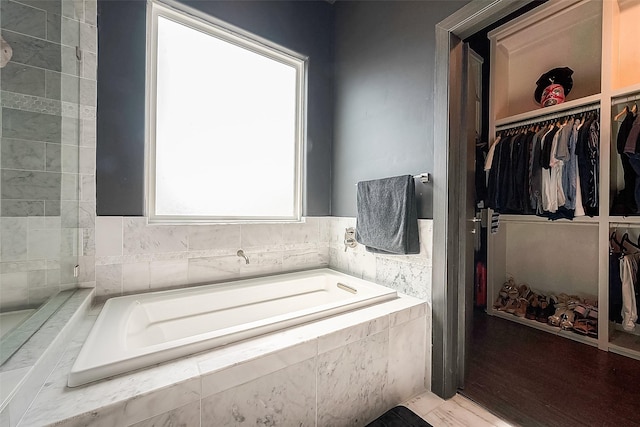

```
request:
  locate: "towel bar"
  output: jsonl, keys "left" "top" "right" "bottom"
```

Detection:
{"left": 355, "top": 173, "right": 430, "bottom": 185}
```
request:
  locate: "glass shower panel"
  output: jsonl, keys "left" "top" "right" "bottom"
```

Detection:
{"left": 0, "top": 0, "right": 81, "bottom": 358}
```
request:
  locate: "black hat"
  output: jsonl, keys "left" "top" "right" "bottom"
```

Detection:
{"left": 534, "top": 67, "right": 574, "bottom": 104}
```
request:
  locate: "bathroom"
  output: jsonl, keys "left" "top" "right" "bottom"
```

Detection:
{"left": 0, "top": 0, "right": 469, "bottom": 425}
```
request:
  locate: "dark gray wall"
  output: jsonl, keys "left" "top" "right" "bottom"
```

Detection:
{"left": 96, "top": 0, "right": 146, "bottom": 216}
{"left": 96, "top": 0, "right": 334, "bottom": 216}
{"left": 331, "top": 0, "right": 468, "bottom": 218}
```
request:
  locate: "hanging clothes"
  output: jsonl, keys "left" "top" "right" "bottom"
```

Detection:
{"left": 622, "top": 111, "right": 640, "bottom": 213}
{"left": 486, "top": 108, "right": 600, "bottom": 219}
{"left": 615, "top": 110, "right": 637, "bottom": 213}
{"left": 620, "top": 253, "right": 639, "bottom": 331}
{"left": 562, "top": 118, "right": 580, "bottom": 211}
{"left": 610, "top": 243, "right": 623, "bottom": 323}
{"left": 529, "top": 127, "right": 547, "bottom": 214}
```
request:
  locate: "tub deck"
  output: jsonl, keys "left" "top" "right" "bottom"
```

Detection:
{"left": 20, "top": 288, "right": 426, "bottom": 427}
{"left": 69, "top": 269, "right": 397, "bottom": 387}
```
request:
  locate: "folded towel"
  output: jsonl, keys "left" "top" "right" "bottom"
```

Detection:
{"left": 355, "top": 175, "right": 420, "bottom": 255}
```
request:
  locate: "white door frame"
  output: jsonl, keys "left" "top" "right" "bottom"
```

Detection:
{"left": 431, "top": 0, "right": 534, "bottom": 398}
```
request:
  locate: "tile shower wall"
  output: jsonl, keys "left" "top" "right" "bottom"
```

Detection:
{"left": 0, "top": 0, "right": 97, "bottom": 310}
{"left": 94, "top": 217, "right": 331, "bottom": 297}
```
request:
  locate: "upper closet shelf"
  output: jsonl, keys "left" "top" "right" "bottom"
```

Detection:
{"left": 611, "top": 84, "right": 640, "bottom": 102}
{"left": 488, "top": 0, "right": 602, "bottom": 120}
{"left": 494, "top": 94, "right": 601, "bottom": 129}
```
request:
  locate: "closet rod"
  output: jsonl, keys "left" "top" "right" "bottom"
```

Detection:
{"left": 496, "top": 103, "right": 600, "bottom": 132}
{"left": 610, "top": 222, "right": 640, "bottom": 227}
{"left": 612, "top": 93, "right": 640, "bottom": 106}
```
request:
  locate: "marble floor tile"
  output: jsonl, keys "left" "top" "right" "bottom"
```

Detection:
{"left": 403, "top": 392, "right": 446, "bottom": 417}
{"left": 448, "top": 395, "right": 514, "bottom": 427}
{"left": 423, "top": 399, "right": 497, "bottom": 427}
{"left": 402, "top": 392, "right": 515, "bottom": 427}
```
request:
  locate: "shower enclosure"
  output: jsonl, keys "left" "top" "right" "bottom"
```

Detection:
{"left": 0, "top": 0, "right": 94, "bottom": 362}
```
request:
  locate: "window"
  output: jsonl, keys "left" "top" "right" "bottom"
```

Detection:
{"left": 147, "top": 1, "right": 306, "bottom": 222}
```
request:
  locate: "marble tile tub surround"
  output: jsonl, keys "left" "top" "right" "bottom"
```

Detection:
{"left": 328, "top": 216, "right": 433, "bottom": 301}
{"left": 0, "top": 289, "right": 93, "bottom": 427}
{"left": 93, "top": 216, "right": 331, "bottom": 297}
{"left": 93, "top": 216, "right": 436, "bottom": 303}
{"left": 19, "top": 294, "right": 428, "bottom": 427}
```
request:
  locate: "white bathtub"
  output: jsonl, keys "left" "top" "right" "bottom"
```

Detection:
{"left": 68, "top": 269, "right": 397, "bottom": 387}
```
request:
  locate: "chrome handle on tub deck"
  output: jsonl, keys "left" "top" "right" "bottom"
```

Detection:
{"left": 337, "top": 283, "right": 357, "bottom": 294}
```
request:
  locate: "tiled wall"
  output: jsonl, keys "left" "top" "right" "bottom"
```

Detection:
{"left": 327, "top": 216, "right": 433, "bottom": 386}
{"left": 328, "top": 217, "right": 433, "bottom": 301}
{"left": 0, "top": 0, "right": 97, "bottom": 310}
{"left": 93, "top": 217, "right": 331, "bottom": 297}
{"left": 93, "top": 216, "right": 435, "bottom": 304}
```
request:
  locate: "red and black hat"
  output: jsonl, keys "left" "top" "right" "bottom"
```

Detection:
{"left": 534, "top": 67, "right": 574, "bottom": 104}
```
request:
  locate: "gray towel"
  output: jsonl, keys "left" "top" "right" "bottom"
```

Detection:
{"left": 355, "top": 175, "right": 420, "bottom": 255}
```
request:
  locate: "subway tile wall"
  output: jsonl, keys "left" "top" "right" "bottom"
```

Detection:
{"left": 0, "top": 0, "right": 97, "bottom": 310}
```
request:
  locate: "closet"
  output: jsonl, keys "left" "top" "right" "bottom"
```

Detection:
{"left": 485, "top": 0, "right": 640, "bottom": 359}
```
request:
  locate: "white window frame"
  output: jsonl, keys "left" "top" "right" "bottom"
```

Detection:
{"left": 146, "top": 0, "right": 307, "bottom": 223}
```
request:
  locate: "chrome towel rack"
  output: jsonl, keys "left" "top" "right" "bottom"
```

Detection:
{"left": 355, "top": 173, "right": 430, "bottom": 185}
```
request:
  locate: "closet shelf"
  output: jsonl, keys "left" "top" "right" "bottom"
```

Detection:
{"left": 609, "top": 334, "right": 640, "bottom": 362}
{"left": 557, "top": 329, "right": 598, "bottom": 348}
{"left": 494, "top": 94, "right": 602, "bottom": 129}
{"left": 611, "top": 84, "right": 640, "bottom": 102}
{"left": 498, "top": 214, "right": 599, "bottom": 224}
{"left": 609, "top": 217, "right": 640, "bottom": 225}
{"left": 491, "top": 309, "right": 598, "bottom": 347}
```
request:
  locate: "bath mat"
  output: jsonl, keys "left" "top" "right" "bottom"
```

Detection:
{"left": 366, "top": 405, "right": 433, "bottom": 427}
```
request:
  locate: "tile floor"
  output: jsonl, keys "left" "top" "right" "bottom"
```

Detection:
{"left": 403, "top": 392, "right": 514, "bottom": 427}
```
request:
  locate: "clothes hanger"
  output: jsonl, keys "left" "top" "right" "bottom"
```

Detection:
{"left": 621, "top": 232, "right": 640, "bottom": 252}
{"left": 610, "top": 231, "right": 624, "bottom": 254}
{"left": 614, "top": 105, "right": 629, "bottom": 122}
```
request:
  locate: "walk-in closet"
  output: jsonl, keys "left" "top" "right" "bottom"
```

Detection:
{"left": 462, "top": 0, "right": 640, "bottom": 424}
{"left": 483, "top": 0, "right": 640, "bottom": 361}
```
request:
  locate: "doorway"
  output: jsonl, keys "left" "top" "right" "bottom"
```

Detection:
{"left": 431, "top": 0, "right": 536, "bottom": 399}
{"left": 433, "top": 2, "right": 640, "bottom": 426}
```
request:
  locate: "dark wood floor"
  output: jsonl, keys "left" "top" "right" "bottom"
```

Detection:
{"left": 459, "top": 311, "right": 640, "bottom": 427}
